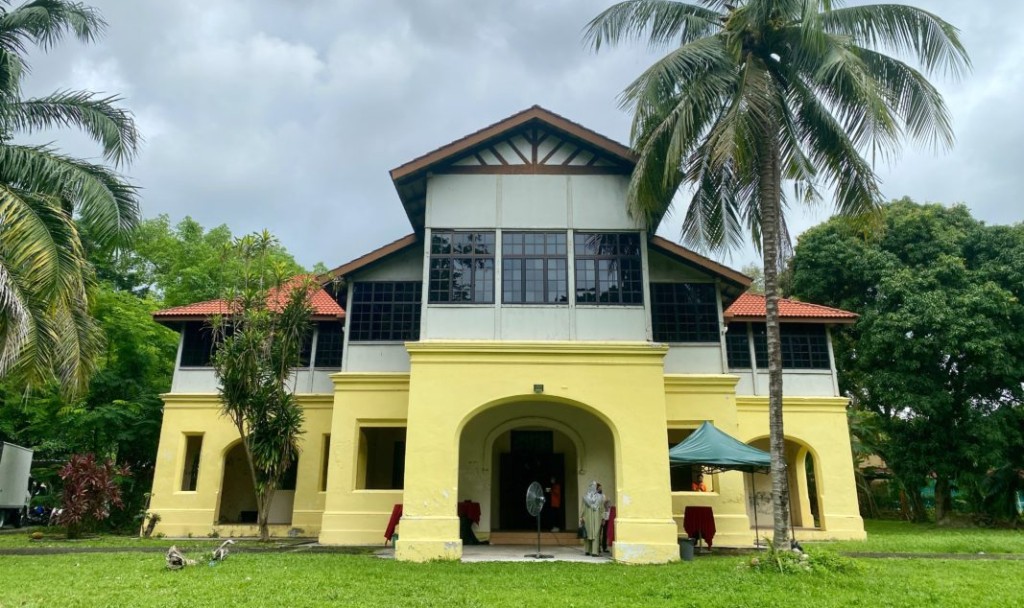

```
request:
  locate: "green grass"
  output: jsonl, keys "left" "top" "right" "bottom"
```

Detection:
{"left": 0, "top": 551, "right": 1021, "bottom": 608}
{"left": 815, "top": 520, "right": 1024, "bottom": 554}
{"left": 0, "top": 530, "right": 303, "bottom": 552}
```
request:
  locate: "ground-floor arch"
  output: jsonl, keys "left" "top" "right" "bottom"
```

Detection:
{"left": 458, "top": 401, "right": 615, "bottom": 538}
{"left": 216, "top": 441, "right": 296, "bottom": 526}
{"left": 745, "top": 436, "right": 823, "bottom": 529}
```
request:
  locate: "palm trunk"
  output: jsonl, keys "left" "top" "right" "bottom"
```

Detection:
{"left": 760, "top": 134, "right": 792, "bottom": 549}
{"left": 236, "top": 424, "right": 270, "bottom": 541}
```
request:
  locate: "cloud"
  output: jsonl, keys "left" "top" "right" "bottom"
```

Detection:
{"left": 12, "top": 0, "right": 1023, "bottom": 273}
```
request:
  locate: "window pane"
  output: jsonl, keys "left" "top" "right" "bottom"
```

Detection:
{"left": 502, "top": 232, "right": 569, "bottom": 305}
{"left": 573, "top": 232, "right": 644, "bottom": 306}
{"left": 350, "top": 282, "right": 422, "bottom": 341}
{"left": 651, "top": 283, "right": 720, "bottom": 342}
{"left": 429, "top": 230, "right": 494, "bottom": 303}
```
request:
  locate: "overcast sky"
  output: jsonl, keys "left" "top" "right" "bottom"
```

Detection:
{"left": 20, "top": 0, "right": 1024, "bottom": 270}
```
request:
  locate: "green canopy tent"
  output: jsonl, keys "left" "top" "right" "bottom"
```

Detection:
{"left": 668, "top": 422, "right": 771, "bottom": 547}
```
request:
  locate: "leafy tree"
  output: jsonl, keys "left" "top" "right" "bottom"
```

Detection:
{"left": 585, "top": 0, "right": 968, "bottom": 545}
{"left": 789, "top": 200, "right": 1024, "bottom": 523}
{"left": 95, "top": 215, "right": 304, "bottom": 306}
{"left": 740, "top": 263, "right": 764, "bottom": 294}
{"left": 0, "top": 0, "right": 141, "bottom": 393}
{"left": 212, "top": 232, "right": 313, "bottom": 541}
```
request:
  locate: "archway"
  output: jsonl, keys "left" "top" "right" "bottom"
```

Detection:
{"left": 216, "top": 442, "right": 297, "bottom": 526}
{"left": 745, "top": 437, "right": 823, "bottom": 529}
{"left": 458, "top": 399, "right": 615, "bottom": 538}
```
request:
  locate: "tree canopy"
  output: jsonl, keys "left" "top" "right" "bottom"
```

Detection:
{"left": 790, "top": 199, "right": 1024, "bottom": 523}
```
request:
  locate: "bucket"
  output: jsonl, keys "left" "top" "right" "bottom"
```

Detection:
{"left": 679, "top": 538, "right": 694, "bottom": 561}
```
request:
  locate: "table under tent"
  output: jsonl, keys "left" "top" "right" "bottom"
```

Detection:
{"left": 668, "top": 422, "right": 772, "bottom": 548}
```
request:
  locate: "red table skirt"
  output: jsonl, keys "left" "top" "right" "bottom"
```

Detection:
{"left": 683, "top": 506, "right": 716, "bottom": 548}
{"left": 384, "top": 501, "right": 482, "bottom": 544}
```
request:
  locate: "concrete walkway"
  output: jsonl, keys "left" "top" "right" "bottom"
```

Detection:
{"left": 375, "top": 544, "right": 614, "bottom": 563}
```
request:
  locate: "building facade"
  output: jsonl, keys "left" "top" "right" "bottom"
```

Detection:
{"left": 148, "top": 106, "right": 865, "bottom": 563}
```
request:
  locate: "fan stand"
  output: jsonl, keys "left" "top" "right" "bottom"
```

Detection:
{"left": 525, "top": 510, "right": 553, "bottom": 559}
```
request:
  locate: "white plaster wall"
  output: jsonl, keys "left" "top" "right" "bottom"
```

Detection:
{"left": 171, "top": 368, "right": 218, "bottom": 393}
{"left": 647, "top": 250, "right": 714, "bottom": 282}
{"left": 426, "top": 174, "right": 636, "bottom": 231}
{"left": 501, "top": 176, "right": 570, "bottom": 228}
{"left": 171, "top": 369, "right": 336, "bottom": 394}
{"left": 345, "top": 344, "right": 411, "bottom": 372}
{"left": 427, "top": 174, "right": 499, "bottom": 228}
{"left": 663, "top": 345, "right": 725, "bottom": 374}
{"left": 457, "top": 401, "right": 616, "bottom": 534}
{"left": 353, "top": 245, "right": 424, "bottom": 281}
{"left": 731, "top": 371, "right": 836, "bottom": 396}
{"left": 733, "top": 372, "right": 757, "bottom": 396}
{"left": 499, "top": 307, "right": 572, "bottom": 340}
{"left": 570, "top": 175, "right": 633, "bottom": 230}
{"left": 575, "top": 307, "right": 648, "bottom": 340}
{"left": 423, "top": 307, "right": 496, "bottom": 340}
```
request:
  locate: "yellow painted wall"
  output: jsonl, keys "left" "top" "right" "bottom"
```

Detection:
{"left": 737, "top": 396, "right": 866, "bottom": 541}
{"left": 147, "top": 394, "right": 333, "bottom": 538}
{"left": 148, "top": 355, "right": 864, "bottom": 551}
{"left": 392, "top": 341, "right": 680, "bottom": 564}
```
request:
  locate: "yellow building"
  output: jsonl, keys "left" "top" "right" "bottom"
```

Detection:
{"left": 148, "top": 106, "right": 865, "bottom": 563}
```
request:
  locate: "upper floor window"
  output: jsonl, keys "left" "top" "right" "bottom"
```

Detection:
{"left": 314, "top": 322, "right": 344, "bottom": 368}
{"left": 502, "top": 232, "right": 568, "bottom": 304}
{"left": 349, "top": 282, "right": 422, "bottom": 341}
{"left": 730, "top": 322, "right": 831, "bottom": 370}
{"left": 429, "top": 230, "right": 495, "bottom": 303}
{"left": 180, "top": 322, "right": 216, "bottom": 367}
{"left": 725, "top": 322, "right": 752, "bottom": 368}
{"left": 651, "top": 283, "right": 720, "bottom": 342}
{"left": 574, "top": 232, "right": 643, "bottom": 305}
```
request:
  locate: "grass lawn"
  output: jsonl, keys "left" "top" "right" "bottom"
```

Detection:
{"left": 817, "top": 519, "right": 1024, "bottom": 554}
{"left": 1, "top": 520, "right": 1022, "bottom": 607}
{"left": 1, "top": 551, "right": 1022, "bottom": 608}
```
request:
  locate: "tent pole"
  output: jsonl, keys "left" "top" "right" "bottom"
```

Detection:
{"left": 750, "top": 471, "right": 759, "bottom": 549}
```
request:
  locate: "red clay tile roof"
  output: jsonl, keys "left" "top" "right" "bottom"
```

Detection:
{"left": 153, "top": 276, "right": 344, "bottom": 322}
{"left": 725, "top": 293, "right": 857, "bottom": 323}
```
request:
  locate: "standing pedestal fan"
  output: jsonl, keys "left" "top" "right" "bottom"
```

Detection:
{"left": 525, "top": 481, "right": 553, "bottom": 559}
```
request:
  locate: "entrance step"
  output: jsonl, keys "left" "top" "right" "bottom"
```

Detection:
{"left": 488, "top": 531, "right": 581, "bottom": 546}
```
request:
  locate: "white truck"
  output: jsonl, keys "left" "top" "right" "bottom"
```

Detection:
{"left": 0, "top": 442, "right": 33, "bottom": 528}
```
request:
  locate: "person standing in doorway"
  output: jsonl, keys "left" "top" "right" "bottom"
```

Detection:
{"left": 580, "top": 481, "right": 605, "bottom": 556}
{"left": 547, "top": 476, "right": 562, "bottom": 532}
{"left": 692, "top": 473, "right": 708, "bottom": 492}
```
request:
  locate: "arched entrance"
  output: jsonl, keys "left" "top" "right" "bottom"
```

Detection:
{"left": 745, "top": 437, "right": 823, "bottom": 529}
{"left": 458, "top": 400, "right": 615, "bottom": 538}
{"left": 216, "top": 442, "right": 297, "bottom": 526}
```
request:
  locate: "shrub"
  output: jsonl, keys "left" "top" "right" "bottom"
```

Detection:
{"left": 745, "top": 540, "right": 857, "bottom": 575}
{"left": 56, "top": 454, "right": 130, "bottom": 539}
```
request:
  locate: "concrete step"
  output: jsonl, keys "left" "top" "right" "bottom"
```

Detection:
{"left": 488, "top": 530, "right": 581, "bottom": 546}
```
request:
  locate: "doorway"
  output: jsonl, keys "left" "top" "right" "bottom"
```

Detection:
{"left": 498, "top": 431, "right": 565, "bottom": 530}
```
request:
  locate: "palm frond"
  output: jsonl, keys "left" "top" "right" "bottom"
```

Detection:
{"left": 822, "top": 3, "right": 971, "bottom": 79}
{"left": 0, "top": 0, "right": 106, "bottom": 52}
{"left": 584, "top": 0, "right": 723, "bottom": 52}
{"left": 0, "top": 144, "right": 140, "bottom": 245}
{"left": 7, "top": 90, "right": 141, "bottom": 165}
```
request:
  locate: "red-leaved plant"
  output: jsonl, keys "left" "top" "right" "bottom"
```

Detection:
{"left": 57, "top": 454, "right": 130, "bottom": 538}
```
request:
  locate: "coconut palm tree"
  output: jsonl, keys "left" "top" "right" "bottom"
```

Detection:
{"left": 0, "top": 0, "right": 141, "bottom": 392}
{"left": 585, "top": 0, "right": 969, "bottom": 547}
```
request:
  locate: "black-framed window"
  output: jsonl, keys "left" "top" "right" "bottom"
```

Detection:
{"left": 180, "top": 322, "right": 216, "bottom": 367}
{"left": 780, "top": 324, "right": 831, "bottom": 369}
{"left": 314, "top": 321, "right": 344, "bottom": 368}
{"left": 574, "top": 232, "right": 643, "bottom": 305}
{"left": 349, "top": 282, "right": 422, "bottom": 341}
{"left": 725, "top": 322, "right": 753, "bottom": 368}
{"left": 750, "top": 323, "right": 830, "bottom": 369}
{"left": 502, "top": 232, "right": 568, "bottom": 304}
{"left": 651, "top": 283, "right": 720, "bottom": 342}
{"left": 429, "top": 230, "right": 495, "bottom": 303}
